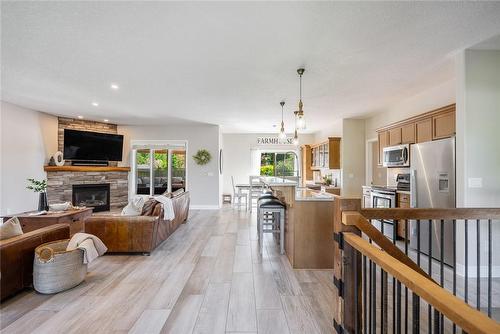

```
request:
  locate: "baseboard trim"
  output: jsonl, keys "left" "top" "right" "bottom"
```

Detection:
{"left": 190, "top": 205, "right": 220, "bottom": 210}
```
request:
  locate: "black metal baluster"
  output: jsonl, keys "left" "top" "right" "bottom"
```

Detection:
{"left": 453, "top": 219, "right": 457, "bottom": 334}
{"left": 412, "top": 293, "right": 420, "bottom": 334}
{"left": 428, "top": 220, "right": 432, "bottom": 334}
{"left": 372, "top": 261, "right": 377, "bottom": 334}
{"left": 405, "top": 220, "right": 409, "bottom": 334}
{"left": 396, "top": 281, "right": 401, "bottom": 334}
{"left": 354, "top": 249, "right": 360, "bottom": 334}
{"left": 393, "top": 234, "right": 396, "bottom": 334}
{"left": 364, "top": 255, "right": 368, "bottom": 333}
{"left": 369, "top": 259, "right": 372, "bottom": 334}
{"left": 465, "top": 219, "right": 469, "bottom": 304}
{"left": 440, "top": 219, "right": 444, "bottom": 333}
{"left": 381, "top": 268, "right": 385, "bottom": 333}
{"left": 488, "top": 219, "right": 492, "bottom": 318}
{"left": 417, "top": 220, "right": 421, "bottom": 266}
{"left": 476, "top": 219, "right": 481, "bottom": 311}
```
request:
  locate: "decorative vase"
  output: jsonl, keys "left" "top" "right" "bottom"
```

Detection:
{"left": 38, "top": 192, "right": 49, "bottom": 211}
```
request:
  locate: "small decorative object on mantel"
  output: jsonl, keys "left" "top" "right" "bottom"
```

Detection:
{"left": 48, "top": 156, "right": 56, "bottom": 166}
{"left": 27, "top": 178, "right": 49, "bottom": 211}
{"left": 192, "top": 149, "right": 211, "bottom": 165}
{"left": 53, "top": 151, "right": 65, "bottom": 166}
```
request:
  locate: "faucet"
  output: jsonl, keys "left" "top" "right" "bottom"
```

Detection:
{"left": 284, "top": 150, "right": 301, "bottom": 185}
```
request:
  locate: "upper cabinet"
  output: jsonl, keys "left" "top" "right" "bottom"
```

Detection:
{"left": 376, "top": 104, "right": 455, "bottom": 165}
{"left": 311, "top": 137, "right": 341, "bottom": 169}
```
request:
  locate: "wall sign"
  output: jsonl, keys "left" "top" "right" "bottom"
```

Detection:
{"left": 257, "top": 137, "right": 294, "bottom": 145}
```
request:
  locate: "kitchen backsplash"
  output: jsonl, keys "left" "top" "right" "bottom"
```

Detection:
{"left": 386, "top": 167, "right": 410, "bottom": 187}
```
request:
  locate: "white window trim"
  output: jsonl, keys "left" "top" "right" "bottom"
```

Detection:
{"left": 129, "top": 140, "right": 188, "bottom": 198}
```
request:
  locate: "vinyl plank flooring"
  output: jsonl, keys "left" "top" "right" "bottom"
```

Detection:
{"left": 226, "top": 272, "right": 257, "bottom": 332}
{"left": 0, "top": 208, "right": 337, "bottom": 334}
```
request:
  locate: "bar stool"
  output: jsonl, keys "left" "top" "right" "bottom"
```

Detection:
{"left": 257, "top": 198, "right": 285, "bottom": 255}
{"left": 257, "top": 193, "right": 278, "bottom": 234}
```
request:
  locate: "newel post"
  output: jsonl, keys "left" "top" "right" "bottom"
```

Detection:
{"left": 332, "top": 197, "right": 362, "bottom": 334}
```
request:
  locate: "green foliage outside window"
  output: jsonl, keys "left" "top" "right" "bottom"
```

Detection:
{"left": 136, "top": 152, "right": 185, "bottom": 169}
{"left": 260, "top": 152, "right": 295, "bottom": 176}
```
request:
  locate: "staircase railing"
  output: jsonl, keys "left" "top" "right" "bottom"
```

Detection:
{"left": 332, "top": 199, "right": 500, "bottom": 334}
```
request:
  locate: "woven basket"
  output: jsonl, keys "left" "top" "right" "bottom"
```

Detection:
{"left": 33, "top": 239, "right": 88, "bottom": 294}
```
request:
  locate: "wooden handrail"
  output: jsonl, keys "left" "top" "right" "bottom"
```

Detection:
{"left": 360, "top": 208, "right": 500, "bottom": 220}
{"left": 342, "top": 211, "right": 432, "bottom": 280}
{"left": 343, "top": 232, "right": 500, "bottom": 334}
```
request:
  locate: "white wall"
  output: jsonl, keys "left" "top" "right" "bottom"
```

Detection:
{"left": 0, "top": 101, "right": 58, "bottom": 215}
{"left": 340, "top": 119, "right": 365, "bottom": 197}
{"left": 221, "top": 133, "right": 315, "bottom": 195}
{"left": 119, "top": 124, "right": 221, "bottom": 209}
{"left": 455, "top": 49, "right": 500, "bottom": 277}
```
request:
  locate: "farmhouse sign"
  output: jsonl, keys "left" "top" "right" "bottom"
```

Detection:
{"left": 257, "top": 137, "right": 294, "bottom": 145}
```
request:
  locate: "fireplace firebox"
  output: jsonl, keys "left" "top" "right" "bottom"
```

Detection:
{"left": 72, "top": 184, "right": 110, "bottom": 212}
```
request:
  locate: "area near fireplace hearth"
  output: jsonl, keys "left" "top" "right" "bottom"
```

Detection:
{"left": 45, "top": 117, "right": 130, "bottom": 211}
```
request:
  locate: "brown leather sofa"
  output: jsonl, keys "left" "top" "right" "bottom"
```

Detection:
{"left": 0, "top": 224, "right": 70, "bottom": 301}
{"left": 84, "top": 191, "right": 190, "bottom": 254}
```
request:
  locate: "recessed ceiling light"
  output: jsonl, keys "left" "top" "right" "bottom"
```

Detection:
{"left": 92, "top": 102, "right": 99, "bottom": 107}
{"left": 103, "top": 119, "right": 109, "bottom": 123}
{"left": 77, "top": 115, "right": 84, "bottom": 119}
{"left": 110, "top": 83, "right": 119, "bottom": 90}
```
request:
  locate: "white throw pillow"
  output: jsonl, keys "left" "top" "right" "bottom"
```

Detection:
{"left": 0, "top": 217, "right": 24, "bottom": 240}
{"left": 121, "top": 196, "right": 145, "bottom": 216}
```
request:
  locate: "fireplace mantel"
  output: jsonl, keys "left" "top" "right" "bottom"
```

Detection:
{"left": 44, "top": 166, "right": 130, "bottom": 172}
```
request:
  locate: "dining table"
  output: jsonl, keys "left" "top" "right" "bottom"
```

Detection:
{"left": 235, "top": 182, "right": 265, "bottom": 210}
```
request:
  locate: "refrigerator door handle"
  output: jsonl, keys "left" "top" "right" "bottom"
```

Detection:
{"left": 410, "top": 169, "right": 417, "bottom": 208}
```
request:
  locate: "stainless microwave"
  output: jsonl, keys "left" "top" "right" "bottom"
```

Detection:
{"left": 383, "top": 144, "right": 410, "bottom": 167}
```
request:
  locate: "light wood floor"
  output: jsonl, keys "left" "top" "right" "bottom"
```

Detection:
{"left": 0, "top": 207, "right": 336, "bottom": 334}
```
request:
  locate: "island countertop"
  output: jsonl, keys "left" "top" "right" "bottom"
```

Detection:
{"left": 259, "top": 176, "right": 297, "bottom": 186}
{"left": 295, "top": 188, "right": 335, "bottom": 201}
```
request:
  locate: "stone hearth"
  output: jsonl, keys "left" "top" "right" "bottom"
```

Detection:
{"left": 46, "top": 170, "right": 128, "bottom": 210}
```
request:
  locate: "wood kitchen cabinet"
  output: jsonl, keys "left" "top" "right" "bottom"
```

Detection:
{"left": 389, "top": 127, "right": 402, "bottom": 146}
{"left": 301, "top": 145, "right": 313, "bottom": 184}
{"left": 311, "top": 137, "right": 341, "bottom": 169}
{"left": 433, "top": 111, "right": 455, "bottom": 140}
{"left": 401, "top": 123, "right": 416, "bottom": 144}
{"left": 416, "top": 118, "right": 432, "bottom": 143}
{"left": 378, "top": 131, "right": 389, "bottom": 165}
{"left": 376, "top": 104, "right": 455, "bottom": 165}
{"left": 397, "top": 192, "right": 410, "bottom": 240}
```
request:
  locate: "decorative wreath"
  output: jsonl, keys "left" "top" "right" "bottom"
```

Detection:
{"left": 193, "top": 149, "right": 212, "bottom": 165}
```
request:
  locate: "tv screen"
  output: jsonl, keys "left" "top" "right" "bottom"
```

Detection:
{"left": 64, "top": 129, "right": 124, "bottom": 162}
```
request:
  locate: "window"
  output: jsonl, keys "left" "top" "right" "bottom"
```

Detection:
{"left": 260, "top": 152, "right": 297, "bottom": 177}
{"left": 132, "top": 141, "right": 187, "bottom": 196}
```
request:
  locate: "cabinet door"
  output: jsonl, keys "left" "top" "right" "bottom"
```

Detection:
{"left": 433, "top": 111, "right": 455, "bottom": 140}
{"left": 401, "top": 123, "right": 416, "bottom": 144}
{"left": 389, "top": 127, "right": 402, "bottom": 146}
{"left": 416, "top": 118, "right": 432, "bottom": 143}
{"left": 377, "top": 131, "right": 389, "bottom": 165}
{"left": 323, "top": 144, "right": 329, "bottom": 168}
{"left": 328, "top": 137, "right": 341, "bottom": 169}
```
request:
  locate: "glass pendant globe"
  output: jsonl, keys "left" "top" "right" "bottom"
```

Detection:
{"left": 296, "top": 115, "right": 306, "bottom": 130}
{"left": 278, "top": 130, "right": 287, "bottom": 141}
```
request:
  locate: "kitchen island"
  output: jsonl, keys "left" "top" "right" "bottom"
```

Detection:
{"left": 260, "top": 177, "right": 336, "bottom": 269}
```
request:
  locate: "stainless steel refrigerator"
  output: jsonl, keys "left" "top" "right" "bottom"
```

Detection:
{"left": 409, "top": 137, "right": 455, "bottom": 266}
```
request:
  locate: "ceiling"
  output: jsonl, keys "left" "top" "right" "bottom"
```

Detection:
{"left": 2, "top": 2, "right": 500, "bottom": 133}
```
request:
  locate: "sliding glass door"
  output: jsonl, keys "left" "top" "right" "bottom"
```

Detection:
{"left": 132, "top": 143, "right": 187, "bottom": 196}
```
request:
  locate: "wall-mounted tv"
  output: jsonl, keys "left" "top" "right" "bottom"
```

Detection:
{"left": 63, "top": 129, "right": 124, "bottom": 162}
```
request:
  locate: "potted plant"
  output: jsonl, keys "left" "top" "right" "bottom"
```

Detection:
{"left": 322, "top": 175, "right": 332, "bottom": 186}
{"left": 27, "top": 178, "right": 48, "bottom": 211}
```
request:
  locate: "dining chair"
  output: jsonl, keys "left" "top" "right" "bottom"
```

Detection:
{"left": 248, "top": 175, "right": 263, "bottom": 212}
{"left": 231, "top": 176, "right": 247, "bottom": 210}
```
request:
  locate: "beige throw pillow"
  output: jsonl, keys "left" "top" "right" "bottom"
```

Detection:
{"left": 0, "top": 217, "right": 24, "bottom": 240}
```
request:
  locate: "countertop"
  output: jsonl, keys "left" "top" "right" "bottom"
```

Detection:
{"left": 295, "top": 188, "right": 335, "bottom": 202}
{"left": 259, "top": 176, "right": 297, "bottom": 186}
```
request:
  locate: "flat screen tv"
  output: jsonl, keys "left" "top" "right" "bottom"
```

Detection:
{"left": 64, "top": 129, "right": 124, "bottom": 162}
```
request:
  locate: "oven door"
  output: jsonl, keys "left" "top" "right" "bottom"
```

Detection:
{"left": 371, "top": 191, "right": 397, "bottom": 240}
{"left": 383, "top": 145, "right": 409, "bottom": 167}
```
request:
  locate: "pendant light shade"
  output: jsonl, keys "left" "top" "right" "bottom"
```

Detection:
{"left": 295, "top": 68, "right": 306, "bottom": 130}
{"left": 292, "top": 128, "right": 299, "bottom": 146}
{"left": 278, "top": 101, "right": 287, "bottom": 141}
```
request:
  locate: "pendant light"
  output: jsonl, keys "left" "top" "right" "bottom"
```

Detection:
{"left": 278, "top": 101, "right": 287, "bottom": 141}
{"left": 295, "top": 68, "right": 306, "bottom": 130}
{"left": 292, "top": 128, "right": 299, "bottom": 146}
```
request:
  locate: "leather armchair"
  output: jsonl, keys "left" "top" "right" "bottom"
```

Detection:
{"left": 0, "top": 224, "right": 70, "bottom": 301}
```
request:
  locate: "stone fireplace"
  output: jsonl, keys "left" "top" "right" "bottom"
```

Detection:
{"left": 46, "top": 167, "right": 129, "bottom": 211}
{"left": 72, "top": 183, "right": 110, "bottom": 212}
